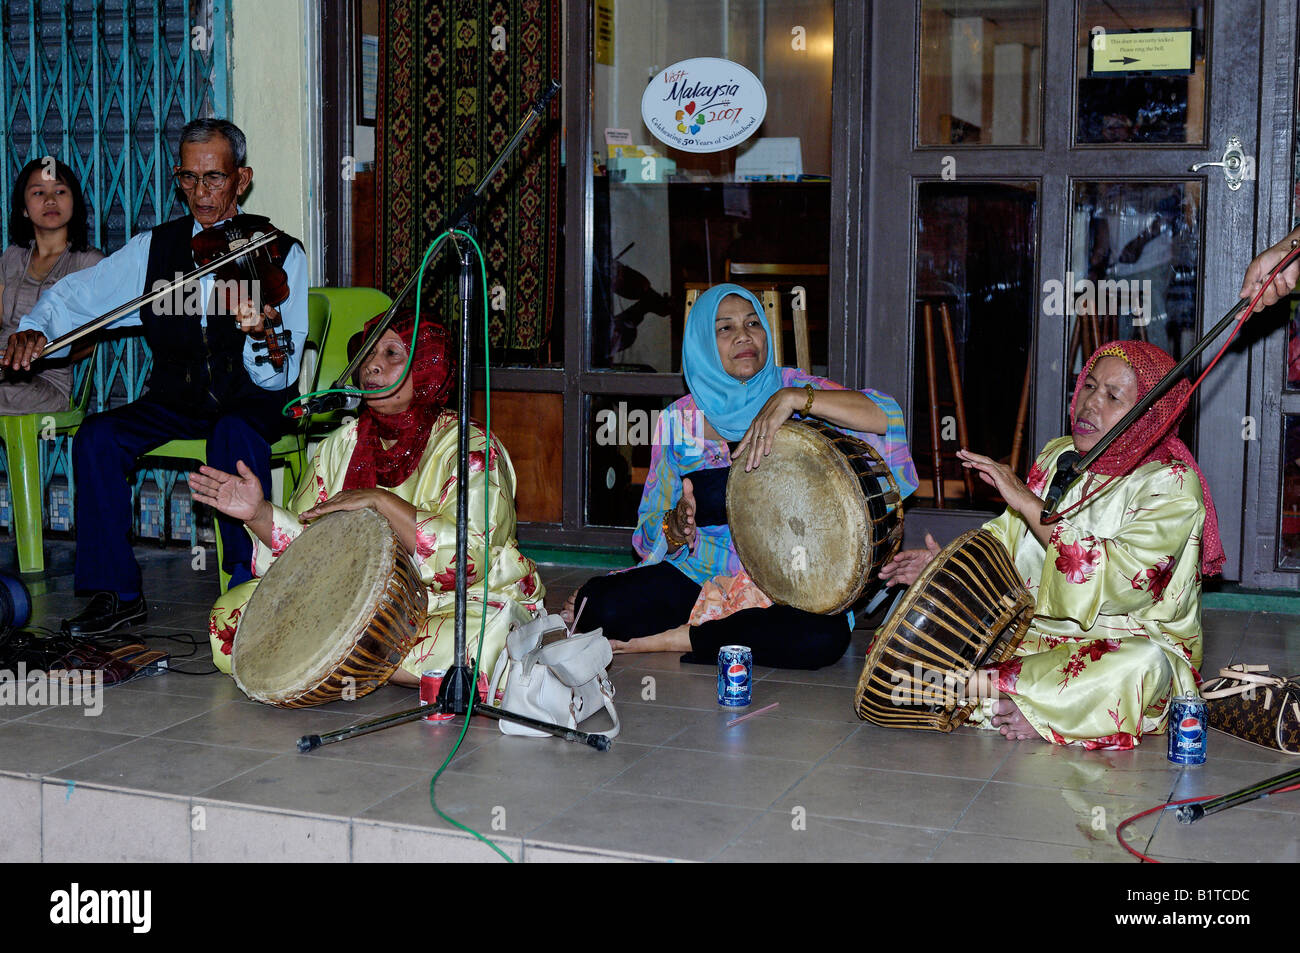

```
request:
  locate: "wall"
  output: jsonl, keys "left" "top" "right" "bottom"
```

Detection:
{"left": 231, "top": 0, "right": 317, "bottom": 279}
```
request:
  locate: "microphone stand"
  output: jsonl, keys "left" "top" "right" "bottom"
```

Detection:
{"left": 436, "top": 78, "right": 560, "bottom": 722}
{"left": 1041, "top": 245, "right": 1300, "bottom": 521}
{"left": 294, "top": 80, "right": 602, "bottom": 751}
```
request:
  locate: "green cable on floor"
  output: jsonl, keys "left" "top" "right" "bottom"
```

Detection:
{"left": 424, "top": 229, "right": 511, "bottom": 862}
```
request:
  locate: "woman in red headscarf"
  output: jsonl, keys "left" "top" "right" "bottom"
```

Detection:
{"left": 196, "top": 312, "right": 544, "bottom": 683}
{"left": 881, "top": 340, "right": 1222, "bottom": 749}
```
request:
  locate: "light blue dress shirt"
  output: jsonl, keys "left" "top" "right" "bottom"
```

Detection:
{"left": 18, "top": 214, "right": 309, "bottom": 392}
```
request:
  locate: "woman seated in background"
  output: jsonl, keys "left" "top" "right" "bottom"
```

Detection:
{"left": 881, "top": 339, "right": 1222, "bottom": 749}
{"left": 564, "top": 284, "right": 917, "bottom": 670}
{"left": 0, "top": 157, "right": 102, "bottom": 413}
{"left": 196, "top": 312, "right": 544, "bottom": 685}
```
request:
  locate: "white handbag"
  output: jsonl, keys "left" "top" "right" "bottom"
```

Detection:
{"left": 488, "top": 613, "right": 620, "bottom": 740}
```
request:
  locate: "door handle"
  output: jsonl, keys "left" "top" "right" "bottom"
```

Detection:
{"left": 1190, "top": 136, "right": 1246, "bottom": 191}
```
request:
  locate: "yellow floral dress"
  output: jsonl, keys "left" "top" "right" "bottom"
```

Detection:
{"left": 970, "top": 437, "right": 1206, "bottom": 748}
{"left": 208, "top": 410, "right": 545, "bottom": 682}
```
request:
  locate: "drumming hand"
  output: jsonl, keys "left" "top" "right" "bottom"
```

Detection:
{"left": 189, "top": 461, "right": 268, "bottom": 523}
{"left": 734, "top": 388, "right": 798, "bottom": 472}
{"left": 956, "top": 449, "right": 1043, "bottom": 521}
{"left": 3, "top": 329, "right": 47, "bottom": 371}
{"left": 300, "top": 488, "right": 384, "bottom": 522}
{"left": 1241, "top": 225, "right": 1300, "bottom": 312}
{"left": 666, "top": 478, "right": 697, "bottom": 552}
{"left": 879, "top": 533, "right": 940, "bottom": 587}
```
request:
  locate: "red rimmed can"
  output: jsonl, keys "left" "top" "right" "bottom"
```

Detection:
{"left": 419, "top": 670, "right": 455, "bottom": 721}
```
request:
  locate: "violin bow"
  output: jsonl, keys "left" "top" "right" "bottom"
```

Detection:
{"left": 38, "top": 228, "right": 283, "bottom": 358}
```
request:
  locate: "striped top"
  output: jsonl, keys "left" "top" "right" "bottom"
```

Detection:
{"left": 632, "top": 367, "right": 918, "bottom": 585}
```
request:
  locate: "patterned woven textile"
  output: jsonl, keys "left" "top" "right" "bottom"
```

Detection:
{"left": 375, "top": 0, "right": 561, "bottom": 352}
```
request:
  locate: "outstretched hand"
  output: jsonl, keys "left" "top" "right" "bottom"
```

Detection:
{"left": 956, "top": 448, "right": 1043, "bottom": 522}
{"left": 189, "top": 460, "right": 267, "bottom": 523}
{"left": 879, "top": 532, "right": 941, "bottom": 588}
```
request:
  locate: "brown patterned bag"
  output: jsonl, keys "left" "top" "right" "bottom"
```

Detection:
{"left": 1201, "top": 664, "right": 1300, "bottom": 754}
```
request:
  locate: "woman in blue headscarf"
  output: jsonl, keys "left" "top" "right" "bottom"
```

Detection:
{"left": 565, "top": 284, "right": 917, "bottom": 669}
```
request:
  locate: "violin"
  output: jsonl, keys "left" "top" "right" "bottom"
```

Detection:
{"left": 191, "top": 214, "right": 294, "bottom": 370}
{"left": 36, "top": 218, "right": 289, "bottom": 369}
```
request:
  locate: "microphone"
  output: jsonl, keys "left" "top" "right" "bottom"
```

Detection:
{"left": 289, "top": 391, "right": 361, "bottom": 418}
{"left": 1040, "top": 451, "right": 1082, "bottom": 522}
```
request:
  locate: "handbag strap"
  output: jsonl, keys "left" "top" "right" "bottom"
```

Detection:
{"left": 595, "top": 675, "right": 620, "bottom": 740}
{"left": 570, "top": 674, "right": 620, "bottom": 741}
{"left": 1202, "top": 667, "right": 1300, "bottom": 724}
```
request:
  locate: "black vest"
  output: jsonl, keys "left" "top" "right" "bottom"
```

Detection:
{"left": 141, "top": 215, "right": 301, "bottom": 426}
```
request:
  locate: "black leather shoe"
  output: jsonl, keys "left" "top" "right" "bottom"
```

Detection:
{"left": 62, "top": 592, "right": 147, "bottom": 638}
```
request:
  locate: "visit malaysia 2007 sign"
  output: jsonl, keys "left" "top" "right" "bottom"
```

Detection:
{"left": 641, "top": 57, "right": 767, "bottom": 154}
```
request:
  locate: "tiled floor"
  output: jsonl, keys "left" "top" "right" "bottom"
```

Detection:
{"left": 1, "top": 541, "right": 1298, "bottom": 863}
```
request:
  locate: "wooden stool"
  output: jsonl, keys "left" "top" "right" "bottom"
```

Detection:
{"left": 916, "top": 294, "right": 975, "bottom": 507}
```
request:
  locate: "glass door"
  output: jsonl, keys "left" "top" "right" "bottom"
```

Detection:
{"left": 864, "top": 0, "right": 1266, "bottom": 579}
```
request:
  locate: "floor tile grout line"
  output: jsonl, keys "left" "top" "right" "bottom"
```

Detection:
{"left": 508, "top": 731, "right": 682, "bottom": 848}
{"left": 704, "top": 721, "right": 880, "bottom": 861}
{"left": 921, "top": 739, "right": 1020, "bottom": 861}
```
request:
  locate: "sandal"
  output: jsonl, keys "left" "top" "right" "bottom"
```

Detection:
{"left": 51, "top": 643, "right": 169, "bottom": 687}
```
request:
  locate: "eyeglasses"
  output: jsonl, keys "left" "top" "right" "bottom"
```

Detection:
{"left": 173, "top": 170, "right": 231, "bottom": 192}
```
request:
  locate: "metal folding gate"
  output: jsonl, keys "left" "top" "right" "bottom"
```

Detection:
{"left": 1, "top": 0, "right": 230, "bottom": 538}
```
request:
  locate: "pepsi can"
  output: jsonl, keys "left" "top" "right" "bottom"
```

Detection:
{"left": 1168, "top": 694, "right": 1208, "bottom": 765}
{"left": 717, "top": 645, "right": 753, "bottom": 708}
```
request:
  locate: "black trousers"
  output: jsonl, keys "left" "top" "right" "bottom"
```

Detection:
{"left": 72, "top": 397, "right": 281, "bottom": 595}
{"left": 575, "top": 561, "right": 851, "bottom": 670}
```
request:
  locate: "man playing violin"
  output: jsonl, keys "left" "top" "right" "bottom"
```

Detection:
{"left": 2, "top": 117, "right": 308, "bottom": 636}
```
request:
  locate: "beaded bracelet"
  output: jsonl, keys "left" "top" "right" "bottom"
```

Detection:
{"left": 802, "top": 383, "right": 816, "bottom": 416}
{"left": 662, "top": 512, "right": 689, "bottom": 548}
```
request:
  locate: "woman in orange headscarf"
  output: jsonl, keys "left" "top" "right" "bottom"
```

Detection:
{"left": 196, "top": 312, "right": 544, "bottom": 683}
{"left": 882, "top": 340, "right": 1222, "bottom": 749}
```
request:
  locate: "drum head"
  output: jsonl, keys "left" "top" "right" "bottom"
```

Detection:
{"left": 232, "top": 508, "right": 401, "bottom": 705}
{"left": 727, "top": 421, "right": 888, "bottom": 615}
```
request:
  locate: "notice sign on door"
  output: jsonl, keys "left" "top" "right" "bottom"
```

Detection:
{"left": 1089, "top": 29, "right": 1194, "bottom": 75}
{"left": 641, "top": 57, "right": 767, "bottom": 154}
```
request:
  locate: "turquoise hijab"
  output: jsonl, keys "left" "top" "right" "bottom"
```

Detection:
{"left": 682, "top": 283, "right": 784, "bottom": 441}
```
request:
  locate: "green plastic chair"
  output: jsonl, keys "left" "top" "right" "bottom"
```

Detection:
{"left": 0, "top": 345, "right": 99, "bottom": 573}
{"left": 306, "top": 286, "right": 393, "bottom": 435}
{"left": 140, "top": 291, "right": 331, "bottom": 592}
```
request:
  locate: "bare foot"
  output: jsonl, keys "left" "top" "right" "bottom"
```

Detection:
{"left": 560, "top": 591, "right": 577, "bottom": 628}
{"left": 609, "top": 624, "right": 691, "bottom": 655}
{"left": 989, "top": 698, "right": 1041, "bottom": 741}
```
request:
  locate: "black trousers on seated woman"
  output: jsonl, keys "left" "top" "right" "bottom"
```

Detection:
{"left": 574, "top": 562, "right": 851, "bottom": 670}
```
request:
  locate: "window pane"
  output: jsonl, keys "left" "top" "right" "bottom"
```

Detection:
{"left": 1065, "top": 180, "right": 1201, "bottom": 448}
{"left": 912, "top": 181, "right": 1038, "bottom": 510}
{"left": 1076, "top": 0, "right": 1207, "bottom": 145}
{"left": 917, "top": 0, "right": 1044, "bottom": 147}
{"left": 1066, "top": 181, "right": 1202, "bottom": 365}
{"left": 591, "top": 0, "right": 834, "bottom": 372}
